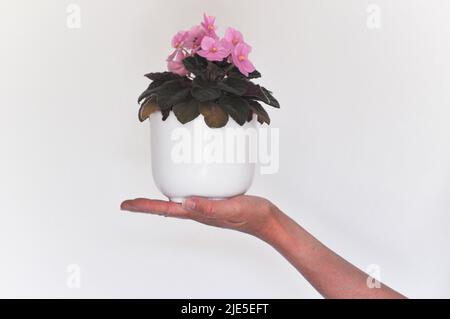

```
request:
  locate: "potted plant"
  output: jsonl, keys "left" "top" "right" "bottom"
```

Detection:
{"left": 138, "top": 14, "right": 280, "bottom": 203}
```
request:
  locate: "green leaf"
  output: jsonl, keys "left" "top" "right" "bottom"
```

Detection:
{"left": 248, "top": 70, "right": 262, "bottom": 79}
{"left": 182, "top": 55, "right": 208, "bottom": 77}
{"left": 260, "top": 86, "right": 280, "bottom": 108}
{"left": 138, "top": 81, "right": 163, "bottom": 104}
{"left": 228, "top": 67, "right": 261, "bottom": 79}
{"left": 139, "top": 72, "right": 188, "bottom": 104}
{"left": 227, "top": 67, "right": 244, "bottom": 79}
{"left": 244, "top": 82, "right": 280, "bottom": 108}
{"left": 247, "top": 100, "right": 270, "bottom": 125}
{"left": 199, "top": 102, "right": 229, "bottom": 128}
{"left": 173, "top": 99, "right": 200, "bottom": 124}
{"left": 218, "top": 95, "right": 250, "bottom": 126}
{"left": 206, "top": 61, "right": 226, "bottom": 81}
{"left": 192, "top": 87, "right": 221, "bottom": 102}
{"left": 161, "top": 109, "right": 170, "bottom": 121}
{"left": 218, "top": 77, "right": 247, "bottom": 96}
{"left": 145, "top": 72, "right": 183, "bottom": 82}
{"left": 215, "top": 60, "right": 232, "bottom": 69}
{"left": 156, "top": 80, "right": 190, "bottom": 109}
{"left": 191, "top": 77, "right": 221, "bottom": 102}
{"left": 138, "top": 95, "right": 159, "bottom": 122}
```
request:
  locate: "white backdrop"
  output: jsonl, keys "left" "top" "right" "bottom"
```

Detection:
{"left": 1, "top": 0, "right": 450, "bottom": 298}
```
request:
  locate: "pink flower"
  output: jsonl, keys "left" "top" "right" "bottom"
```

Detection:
{"left": 171, "top": 30, "right": 188, "bottom": 49}
{"left": 185, "top": 25, "right": 206, "bottom": 52}
{"left": 232, "top": 43, "right": 255, "bottom": 76}
{"left": 167, "top": 50, "right": 177, "bottom": 62}
{"left": 197, "top": 36, "right": 230, "bottom": 61}
{"left": 201, "top": 13, "right": 218, "bottom": 39}
{"left": 167, "top": 30, "right": 188, "bottom": 62}
{"left": 168, "top": 51, "right": 188, "bottom": 76}
{"left": 224, "top": 27, "right": 244, "bottom": 47}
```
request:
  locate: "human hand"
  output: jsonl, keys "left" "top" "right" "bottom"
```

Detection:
{"left": 120, "top": 195, "right": 280, "bottom": 240}
{"left": 121, "top": 196, "right": 407, "bottom": 299}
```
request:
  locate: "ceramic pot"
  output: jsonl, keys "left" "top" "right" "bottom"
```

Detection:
{"left": 150, "top": 112, "right": 256, "bottom": 203}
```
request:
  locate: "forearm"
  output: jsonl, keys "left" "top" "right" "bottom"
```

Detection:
{"left": 122, "top": 195, "right": 406, "bottom": 298}
{"left": 260, "top": 208, "right": 406, "bottom": 299}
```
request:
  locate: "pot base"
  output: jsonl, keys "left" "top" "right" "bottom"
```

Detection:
{"left": 168, "top": 196, "right": 229, "bottom": 204}
{"left": 169, "top": 197, "right": 185, "bottom": 203}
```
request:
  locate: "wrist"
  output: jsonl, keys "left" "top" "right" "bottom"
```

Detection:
{"left": 256, "top": 204, "right": 288, "bottom": 245}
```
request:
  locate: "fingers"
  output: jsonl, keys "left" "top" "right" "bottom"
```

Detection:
{"left": 121, "top": 198, "right": 190, "bottom": 219}
{"left": 121, "top": 196, "right": 239, "bottom": 222}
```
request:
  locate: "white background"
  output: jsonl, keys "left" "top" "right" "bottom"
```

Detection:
{"left": 1, "top": 0, "right": 449, "bottom": 298}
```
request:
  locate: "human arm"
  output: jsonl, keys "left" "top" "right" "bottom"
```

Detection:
{"left": 120, "top": 195, "right": 405, "bottom": 299}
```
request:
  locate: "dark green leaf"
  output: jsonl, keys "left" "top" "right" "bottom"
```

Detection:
{"left": 139, "top": 72, "right": 187, "bottom": 104}
{"left": 161, "top": 109, "right": 170, "bottom": 120}
{"left": 215, "top": 60, "right": 232, "bottom": 69}
{"left": 218, "top": 77, "right": 247, "bottom": 96}
{"left": 145, "top": 72, "right": 183, "bottom": 82}
{"left": 199, "top": 102, "right": 229, "bottom": 128}
{"left": 247, "top": 70, "right": 261, "bottom": 79}
{"left": 138, "top": 81, "right": 164, "bottom": 104}
{"left": 191, "top": 77, "right": 221, "bottom": 102}
{"left": 244, "top": 82, "right": 280, "bottom": 108}
{"left": 192, "top": 87, "right": 221, "bottom": 102}
{"left": 260, "top": 86, "right": 280, "bottom": 108}
{"left": 217, "top": 95, "right": 250, "bottom": 126}
{"left": 227, "top": 67, "right": 245, "bottom": 79}
{"left": 173, "top": 99, "right": 200, "bottom": 124}
{"left": 206, "top": 61, "right": 226, "bottom": 81}
{"left": 157, "top": 80, "right": 190, "bottom": 109}
{"left": 247, "top": 110, "right": 253, "bottom": 122}
{"left": 227, "top": 67, "right": 261, "bottom": 79}
{"left": 247, "top": 100, "right": 270, "bottom": 125}
{"left": 182, "top": 55, "right": 208, "bottom": 77}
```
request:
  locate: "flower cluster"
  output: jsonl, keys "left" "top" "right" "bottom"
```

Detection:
{"left": 167, "top": 14, "right": 255, "bottom": 77}
{"left": 138, "top": 14, "right": 279, "bottom": 129}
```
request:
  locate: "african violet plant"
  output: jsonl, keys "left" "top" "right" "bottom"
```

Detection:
{"left": 138, "top": 14, "right": 279, "bottom": 128}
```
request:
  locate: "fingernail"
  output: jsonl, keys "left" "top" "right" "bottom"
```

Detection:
{"left": 120, "top": 201, "right": 134, "bottom": 211}
{"left": 182, "top": 198, "right": 196, "bottom": 211}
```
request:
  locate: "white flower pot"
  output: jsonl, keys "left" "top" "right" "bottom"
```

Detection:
{"left": 150, "top": 112, "right": 256, "bottom": 203}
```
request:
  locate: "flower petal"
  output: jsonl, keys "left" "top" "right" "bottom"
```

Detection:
{"left": 242, "top": 59, "right": 255, "bottom": 73}
{"left": 197, "top": 49, "right": 210, "bottom": 58}
{"left": 200, "top": 36, "right": 215, "bottom": 50}
{"left": 166, "top": 50, "right": 178, "bottom": 62}
{"left": 224, "top": 27, "right": 235, "bottom": 43}
{"left": 240, "top": 43, "right": 252, "bottom": 56}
